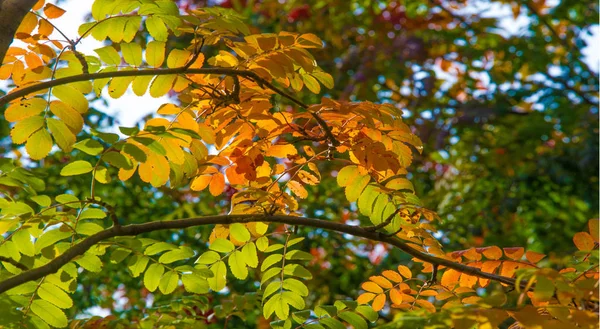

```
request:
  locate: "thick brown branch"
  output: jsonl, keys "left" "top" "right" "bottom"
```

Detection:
{"left": 0, "top": 66, "right": 339, "bottom": 146}
{"left": 0, "top": 214, "right": 522, "bottom": 294}
{"left": 0, "top": 0, "right": 38, "bottom": 63}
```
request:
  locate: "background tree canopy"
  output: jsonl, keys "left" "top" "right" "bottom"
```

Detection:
{"left": 0, "top": 0, "right": 597, "bottom": 328}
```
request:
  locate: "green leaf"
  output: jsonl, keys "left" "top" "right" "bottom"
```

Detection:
{"left": 302, "top": 74, "right": 321, "bottom": 94}
{"left": 336, "top": 165, "right": 358, "bottom": 187}
{"left": 38, "top": 283, "right": 73, "bottom": 309}
{"left": 122, "top": 143, "right": 147, "bottom": 162}
{"left": 338, "top": 312, "right": 367, "bottom": 329}
{"left": 355, "top": 306, "right": 378, "bottom": 322}
{"left": 320, "top": 317, "right": 345, "bottom": 329}
{"left": 285, "top": 250, "right": 313, "bottom": 261}
{"left": 228, "top": 250, "right": 248, "bottom": 279}
{"left": 209, "top": 238, "right": 235, "bottom": 253}
{"left": 256, "top": 236, "right": 269, "bottom": 251}
{"left": 357, "top": 185, "right": 378, "bottom": 217}
{"left": 55, "top": 194, "right": 80, "bottom": 207}
{"left": 195, "top": 250, "right": 221, "bottom": 265}
{"left": 110, "top": 248, "right": 131, "bottom": 264}
{"left": 47, "top": 118, "right": 76, "bottom": 152}
{"left": 60, "top": 160, "right": 93, "bottom": 176}
{"left": 181, "top": 272, "right": 210, "bottom": 294}
{"left": 230, "top": 223, "right": 251, "bottom": 242}
{"left": 287, "top": 237, "right": 305, "bottom": 247}
{"left": 282, "top": 291, "right": 305, "bottom": 310}
{"left": 261, "top": 267, "right": 281, "bottom": 286}
{"left": 30, "top": 299, "right": 68, "bottom": 328}
{"left": 120, "top": 42, "right": 143, "bottom": 66}
{"left": 75, "top": 222, "right": 104, "bottom": 235}
{"left": 35, "top": 229, "right": 71, "bottom": 252}
{"left": 261, "top": 254, "right": 283, "bottom": 271}
{"left": 146, "top": 16, "right": 168, "bottom": 41}
{"left": 242, "top": 242, "right": 258, "bottom": 268}
{"left": 75, "top": 254, "right": 102, "bottom": 272}
{"left": 263, "top": 281, "right": 281, "bottom": 301}
{"left": 345, "top": 174, "right": 370, "bottom": 203}
{"left": 30, "top": 195, "right": 52, "bottom": 207}
{"left": 128, "top": 255, "right": 149, "bottom": 277}
{"left": 145, "top": 242, "right": 177, "bottom": 255}
{"left": 12, "top": 229, "right": 35, "bottom": 257}
{"left": 283, "top": 264, "right": 312, "bottom": 279}
{"left": 103, "top": 151, "right": 133, "bottom": 169}
{"left": 208, "top": 261, "right": 227, "bottom": 291}
{"left": 158, "top": 247, "right": 194, "bottom": 264}
{"left": 282, "top": 278, "right": 308, "bottom": 296}
{"left": 79, "top": 208, "right": 106, "bottom": 220}
{"left": 144, "top": 263, "right": 164, "bottom": 292}
{"left": 315, "top": 305, "right": 338, "bottom": 317}
{"left": 94, "top": 45, "right": 121, "bottom": 65}
{"left": 73, "top": 139, "right": 104, "bottom": 155}
{"left": 146, "top": 40, "right": 166, "bottom": 67}
{"left": 312, "top": 71, "right": 334, "bottom": 89}
{"left": 92, "top": 130, "right": 120, "bottom": 144}
{"left": 159, "top": 270, "right": 179, "bottom": 294}
{"left": 10, "top": 115, "right": 44, "bottom": 144}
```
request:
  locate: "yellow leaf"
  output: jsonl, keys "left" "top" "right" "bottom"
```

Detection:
{"left": 108, "top": 74, "right": 135, "bottom": 99}
{"left": 266, "top": 144, "right": 297, "bottom": 158}
{"left": 131, "top": 75, "right": 153, "bottom": 96}
{"left": 369, "top": 276, "right": 393, "bottom": 289}
{"left": 357, "top": 292, "right": 376, "bottom": 304}
{"left": 138, "top": 153, "right": 170, "bottom": 187}
{"left": 191, "top": 175, "right": 212, "bottom": 191}
{"left": 397, "top": 265, "right": 412, "bottom": 279}
{"left": 43, "top": 3, "right": 66, "bottom": 19}
{"left": 11, "top": 115, "right": 44, "bottom": 144}
{"left": 207, "top": 50, "right": 238, "bottom": 68}
{"left": 26, "top": 129, "right": 52, "bottom": 160}
{"left": 149, "top": 74, "right": 176, "bottom": 98}
{"left": 302, "top": 74, "right": 320, "bottom": 94}
{"left": 296, "top": 33, "right": 323, "bottom": 48}
{"left": 372, "top": 293, "right": 386, "bottom": 311}
{"left": 361, "top": 281, "right": 383, "bottom": 294}
{"left": 4, "top": 98, "right": 46, "bottom": 122}
{"left": 52, "top": 85, "right": 88, "bottom": 113}
{"left": 47, "top": 118, "right": 75, "bottom": 152}
{"left": 94, "top": 45, "right": 121, "bottom": 65}
{"left": 287, "top": 180, "right": 307, "bottom": 199}
{"left": 121, "top": 43, "right": 143, "bottom": 66}
{"left": 382, "top": 270, "right": 403, "bottom": 283}
{"left": 146, "top": 41, "right": 166, "bottom": 67}
{"left": 167, "top": 49, "right": 192, "bottom": 68}
{"left": 209, "top": 173, "right": 225, "bottom": 196}
{"left": 389, "top": 288, "right": 403, "bottom": 305}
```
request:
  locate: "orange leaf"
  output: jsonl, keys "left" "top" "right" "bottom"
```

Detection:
{"left": 503, "top": 247, "right": 524, "bottom": 260}
{"left": 397, "top": 265, "right": 412, "bottom": 279}
{"left": 573, "top": 232, "right": 596, "bottom": 251}
{"left": 382, "top": 270, "right": 403, "bottom": 283}
{"left": 415, "top": 299, "right": 436, "bottom": 313}
{"left": 499, "top": 261, "right": 520, "bottom": 278}
{"left": 209, "top": 172, "right": 225, "bottom": 196}
{"left": 459, "top": 273, "right": 478, "bottom": 288}
{"left": 265, "top": 144, "right": 297, "bottom": 158}
{"left": 357, "top": 292, "right": 376, "bottom": 304}
{"left": 43, "top": 3, "right": 66, "bottom": 19}
{"left": 463, "top": 248, "right": 481, "bottom": 261}
{"left": 372, "top": 293, "right": 386, "bottom": 311}
{"left": 389, "top": 288, "right": 403, "bottom": 305}
{"left": 480, "top": 246, "right": 503, "bottom": 260}
{"left": 190, "top": 175, "right": 212, "bottom": 191}
{"left": 361, "top": 281, "right": 383, "bottom": 294}
{"left": 369, "top": 276, "right": 393, "bottom": 289}
{"left": 461, "top": 296, "right": 482, "bottom": 304}
{"left": 479, "top": 260, "right": 501, "bottom": 287}
{"left": 525, "top": 251, "right": 546, "bottom": 264}
{"left": 441, "top": 269, "right": 461, "bottom": 288}
{"left": 589, "top": 219, "right": 599, "bottom": 242}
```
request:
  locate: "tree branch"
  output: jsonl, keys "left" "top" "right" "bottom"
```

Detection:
{"left": 0, "top": 66, "right": 339, "bottom": 146}
{"left": 0, "top": 0, "right": 38, "bottom": 63}
{"left": 0, "top": 214, "right": 523, "bottom": 295}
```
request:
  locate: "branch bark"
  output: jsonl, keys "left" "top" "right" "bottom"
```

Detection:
{"left": 0, "top": 66, "right": 339, "bottom": 146}
{"left": 0, "top": 214, "right": 523, "bottom": 294}
{"left": 0, "top": 0, "right": 38, "bottom": 63}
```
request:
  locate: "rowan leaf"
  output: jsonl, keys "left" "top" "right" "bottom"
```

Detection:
{"left": 60, "top": 161, "right": 93, "bottom": 176}
{"left": 31, "top": 299, "right": 68, "bottom": 328}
